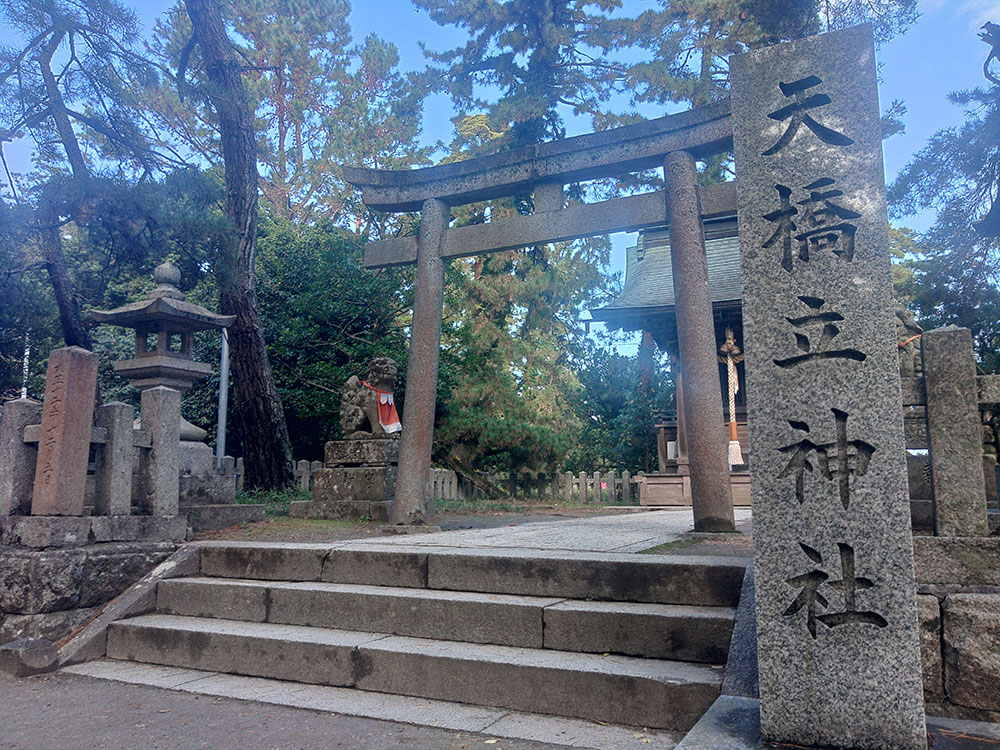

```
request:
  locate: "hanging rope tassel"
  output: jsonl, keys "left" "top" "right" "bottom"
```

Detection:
{"left": 726, "top": 354, "right": 743, "bottom": 466}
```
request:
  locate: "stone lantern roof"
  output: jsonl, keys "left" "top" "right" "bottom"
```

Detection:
{"left": 92, "top": 262, "right": 235, "bottom": 331}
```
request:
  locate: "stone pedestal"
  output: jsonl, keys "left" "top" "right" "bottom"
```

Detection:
{"left": 289, "top": 439, "right": 398, "bottom": 522}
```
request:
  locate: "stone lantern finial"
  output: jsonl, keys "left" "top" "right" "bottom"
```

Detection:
{"left": 150, "top": 262, "right": 184, "bottom": 300}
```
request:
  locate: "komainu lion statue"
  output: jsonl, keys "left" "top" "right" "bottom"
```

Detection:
{"left": 340, "top": 357, "right": 402, "bottom": 439}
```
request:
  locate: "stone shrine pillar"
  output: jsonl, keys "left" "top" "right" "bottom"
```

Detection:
{"left": 664, "top": 153, "right": 735, "bottom": 532}
{"left": 393, "top": 199, "right": 448, "bottom": 524}
{"left": 732, "top": 25, "right": 926, "bottom": 749}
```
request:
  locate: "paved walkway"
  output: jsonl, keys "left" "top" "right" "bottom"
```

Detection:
{"left": 369, "top": 507, "right": 754, "bottom": 553}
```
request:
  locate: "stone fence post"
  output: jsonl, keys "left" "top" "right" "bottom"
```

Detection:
{"left": 922, "top": 326, "right": 989, "bottom": 536}
{"left": 93, "top": 402, "right": 133, "bottom": 515}
{"left": 0, "top": 398, "right": 42, "bottom": 516}
{"left": 138, "top": 386, "right": 180, "bottom": 516}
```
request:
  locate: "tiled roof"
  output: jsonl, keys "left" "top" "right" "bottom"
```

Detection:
{"left": 592, "top": 217, "right": 741, "bottom": 319}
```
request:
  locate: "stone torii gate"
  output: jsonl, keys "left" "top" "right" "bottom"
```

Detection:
{"left": 344, "top": 103, "right": 739, "bottom": 531}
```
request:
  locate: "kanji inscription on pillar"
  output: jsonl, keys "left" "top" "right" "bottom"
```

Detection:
{"left": 731, "top": 25, "right": 926, "bottom": 750}
{"left": 31, "top": 346, "right": 99, "bottom": 516}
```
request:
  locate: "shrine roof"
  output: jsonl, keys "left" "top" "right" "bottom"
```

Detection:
{"left": 590, "top": 217, "right": 741, "bottom": 325}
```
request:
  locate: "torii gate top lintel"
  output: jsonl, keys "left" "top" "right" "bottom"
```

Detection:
{"left": 343, "top": 98, "right": 733, "bottom": 214}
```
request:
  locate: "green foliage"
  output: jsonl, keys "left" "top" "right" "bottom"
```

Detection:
{"left": 236, "top": 488, "right": 312, "bottom": 517}
{"left": 0, "top": 0, "right": 180, "bottom": 177}
{"left": 150, "top": 0, "right": 430, "bottom": 225}
{"left": 255, "top": 216, "right": 411, "bottom": 458}
{"left": 415, "top": 0, "right": 635, "bottom": 146}
{"left": 565, "top": 334, "right": 674, "bottom": 473}
{"left": 889, "top": 69, "right": 1000, "bottom": 371}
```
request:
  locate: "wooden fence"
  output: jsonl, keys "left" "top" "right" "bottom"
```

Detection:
{"left": 431, "top": 468, "right": 635, "bottom": 505}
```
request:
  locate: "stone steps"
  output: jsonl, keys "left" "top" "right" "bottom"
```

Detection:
{"left": 101, "top": 542, "right": 745, "bottom": 732}
{"left": 199, "top": 543, "right": 747, "bottom": 605}
{"left": 106, "top": 614, "right": 723, "bottom": 730}
{"left": 156, "top": 577, "right": 735, "bottom": 661}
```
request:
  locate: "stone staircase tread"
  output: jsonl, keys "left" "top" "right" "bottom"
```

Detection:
{"left": 163, "top": 576, "right": 737, "bottom": 617}
{"left": 167, "top": 576, "right": 566, "bottom": 605}
{"left": 64, "top": 660, "right": 683, "bottom": 749}
{"left": 361, "top": 633, "right": 724, "bottom": 682}
{"left": 110, "top": 613, "right": 723, "bottom": 682}
{"left": 112, "top": 613, "right": 387, "bottom": 648}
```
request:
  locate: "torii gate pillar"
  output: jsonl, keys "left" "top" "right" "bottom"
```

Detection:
{"left": 665, "top": 150, "right": 736, "bottom": 531}
{"left": 393, "top": 198, "right": 448, "bottom": 524}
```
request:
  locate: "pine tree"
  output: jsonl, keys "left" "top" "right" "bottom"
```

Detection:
{"left": 889, "top": 25, "right": 1000, "bottom": 371}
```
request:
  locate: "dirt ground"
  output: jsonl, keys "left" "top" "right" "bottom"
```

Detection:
{"left": 193, "top": 505, "right": 647, "bottom": 543}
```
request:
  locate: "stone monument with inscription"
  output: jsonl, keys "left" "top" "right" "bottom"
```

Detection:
{"left": 289, "top": 358, "right": 401, "bottom": 522}
{"left": 30, "top": 347, "right": 98, "bottom": 516}
{"left": 732, "top": 24, "right": 926, "bottom": 749}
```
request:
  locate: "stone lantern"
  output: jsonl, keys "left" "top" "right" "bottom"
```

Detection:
{"left": 92, "top": 262, "right": 234, "bottom": 441}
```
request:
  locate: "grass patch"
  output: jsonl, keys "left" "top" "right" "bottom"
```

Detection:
{"left": 236, "top": 488, "right": 312, "bottom": 517}
{"left": 639, "top": 538, "right": 701, "bottom": 554}
{"left": 434, "top": 497, "right": 519, "bottom": 513}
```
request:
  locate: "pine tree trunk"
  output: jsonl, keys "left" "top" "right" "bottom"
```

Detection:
{"left": 185, "top": 0, "right": 293, "bottom": 490}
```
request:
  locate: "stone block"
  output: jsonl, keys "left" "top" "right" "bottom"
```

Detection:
{"left": 79, "top": 543, "right": 174, "bottom": 608}
{"left": 0, "top": 398, "right": 41, "bottom": 516}
{"left": 722, "top": 567, "right": 759, "bottom": 699}
{"left": 0, "top": 548, "right": 85, "bottom": 614}
{"left": 354, "top": 635, "right": 721, "bottom": 730}
{"left": 179, "top": 474, "right": 238, "bottom": 505}
{"left": 157, "top": 578, "right": 268, "bottom": 622}
{"left": 321, "top": 547, "right": 428, "bottom": 588}
{"left": 106, "top": 614, "right": 369, "bottom": 686}
{"left": 179, "top": 441, "right": 214, "bottom": 475}
{"left": 93, "top": 402, "right": 133, "bottom": 515}
{"left": 289, "top": 499, "right": 389, "bottom": 522}
{"left": 0, "top": 608, "right": 99, "bottom": 646}
{"left": 674, "top": 695, "right": 762, "bottom": 750}
{"left": 543, "top": 600, "right": 733, "bottom": 663}
{"left": 917, "top": 594, "right": 944, "bottom": 700}
{"left": 923, "top": 327, "right": 990, "bottom": 536}
{"left": 914, "top": 537, "right": 1000, "bottom": 587}
{"left": 58, "top": 545, "right": 201, "bottom": 667}
{"left": 324, "top": 439, "right": 399, "bottom": 467}
{"left": 139, "top": 386, "right": 180, "bottom": 516}
{"left": 427, "top": 550, "right": 745, "bottom": 606}
{"left": 31, "top": 347, "right": 98, "bottom": 516}
{"left": 0, "top": 638, "right": 58, "bottom": 676}
{"left": 312, "top": 466, "right": 396, "bottom": 504}
{"left": 943, "top": 593, "right": 1000, "bottom": 712}
{"left": 88, "top": 515, "right": 187, "bottom": 543}
{"left": 0, "top": 516, "right": 93, "bottom": 548}
{"left": 268, "top": 581, "right": 553, "bottom": 648}
{"left": 181, "top": 503, "right": 264, "bottom": 532}
{"left": 200, "top": 544, "right": 327, "bottom": 581}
